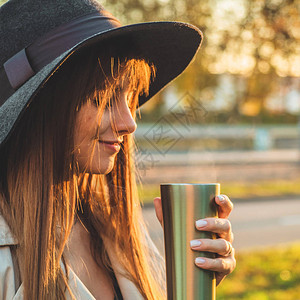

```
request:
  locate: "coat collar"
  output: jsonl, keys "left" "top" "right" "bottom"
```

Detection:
{"left": 0, "top": 214, "right": 144, "bottom": 300}
{"left": 0, "top": 214, "right": 17, "bottom": 246}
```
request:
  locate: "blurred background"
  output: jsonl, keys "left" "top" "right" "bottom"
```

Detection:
{"left": 1, "top": 0, "right": 299, "bottom": 298}
{"left": 116, "top": 0, "right": 299, "bottom": 298}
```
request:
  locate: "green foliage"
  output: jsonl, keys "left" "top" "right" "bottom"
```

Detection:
{"left": 221, "top": 179, "right": 300, "bottom": 200}
{"left": 104, "top": 0, "right": 300, "bottom": 122}
{"left": 217, "top": 243, "right": 300, "bottom": 299}
{"left": 139, "top": 178, "right": 300, "bottom": 204}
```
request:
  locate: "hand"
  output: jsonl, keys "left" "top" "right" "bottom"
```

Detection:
{"left": 153, "top": 194, "right": 236, "bottom": 286}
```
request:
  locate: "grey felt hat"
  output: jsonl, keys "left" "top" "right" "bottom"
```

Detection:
{"left": 0, "top": 0, "right": 202, "bottom": 146}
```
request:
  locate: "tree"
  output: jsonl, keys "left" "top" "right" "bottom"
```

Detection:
{"left": 2, "top": 0, "right": 299, "bottom": 121}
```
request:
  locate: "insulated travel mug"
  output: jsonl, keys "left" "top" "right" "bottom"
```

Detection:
{"left": 161, "top": 183, "right": 220, "bottom": 300}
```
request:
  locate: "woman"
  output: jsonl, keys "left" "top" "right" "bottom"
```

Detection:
{"left": 0, "top": 0, "right": 236, "bottom": 299}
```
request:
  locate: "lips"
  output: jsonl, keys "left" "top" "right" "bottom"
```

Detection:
{"left": 98, "top": 139, "right": 121, "bottom": 152}
{"left": 101, "top": 141, "right": 118, "bottom": 145}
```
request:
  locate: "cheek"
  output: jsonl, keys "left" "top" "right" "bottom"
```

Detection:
{"left": 97, "top": 110, "right": 111, "bottom": 133}
{"left": 75, "top": 112, "right": 99, "bottom": 145}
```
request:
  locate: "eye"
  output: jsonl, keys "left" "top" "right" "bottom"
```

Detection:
{"left": 92, "top": 97, "right": 111, "bottom": 110}
{"left": 104, "top": 101, "right": 111, "bottom": 110}
{"left": 92, "top": 98, "right": 98, "bottom": 106}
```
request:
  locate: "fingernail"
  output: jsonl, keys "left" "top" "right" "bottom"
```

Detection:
{"left": 217, "top": 195, "right": 226, "bottom": 202}
{"left": 196, "top": 220, "right": 207, "bottom": 228}
{"left": 195, "top": 257, "right": 205, "bottom": 264}
{"left": 190, "top": 240, "right": 201, "bottom": 247}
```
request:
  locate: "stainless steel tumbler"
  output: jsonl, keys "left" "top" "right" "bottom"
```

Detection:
{"left": 160, "top": 183, "right": 220, "bottom": 300}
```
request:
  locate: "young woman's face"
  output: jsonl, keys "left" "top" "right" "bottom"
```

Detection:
{"left": 74, "top": 88, "right": 137, "bottom": 174}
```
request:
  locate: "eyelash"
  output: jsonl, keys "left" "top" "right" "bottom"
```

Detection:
{"left": 92, "top": 98, "right": 111, "bottom": 109}
{"left": 92, "top": 89, "right": 135, "bottom": 110}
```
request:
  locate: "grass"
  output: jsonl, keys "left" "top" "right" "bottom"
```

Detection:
{"left": 217, "top": 242, "right": 300, "bottom": 299}
{"left": 138, "top": 178, "right": 300, "bottom": 205}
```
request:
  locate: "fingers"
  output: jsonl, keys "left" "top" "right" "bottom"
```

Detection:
{"left": 153, "top": 197, "right": 164, "bottom": 227}
{"left": 191, "top": 193, "right": 235, "bottom": 285}
{"left": 215, "top": 194, "right": 233, "bottom": 219}
{"left": 195, "top": 217, "right": 233, "bottom": 242}
{"left": 194, "top": 254, "right": 235, "bottom": 273}
{"left": 190, "top": 238, "right": 233, "bottom": 257}
{"left": 194, "top": 253, "right": 236, "bottom": 286}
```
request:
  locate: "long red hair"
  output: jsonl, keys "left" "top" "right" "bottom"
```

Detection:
{"left": 0, "top": 44, "right": 166, "bottom": 299}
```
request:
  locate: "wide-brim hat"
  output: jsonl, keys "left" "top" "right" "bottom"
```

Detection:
{"left": 0, "top": 0, "right": 202, "bottom": 146}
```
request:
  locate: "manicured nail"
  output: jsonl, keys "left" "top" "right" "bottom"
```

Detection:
{"left": 195, "top": 257, "right": 205, "bottom": 264}
{"left": 217, "top": 195, "right": 226, "bottom": 202}
{"left": 190, "top": 240, "right": 201, "bottom": 247}
{"left": 196, "top": 220, "right": 207, "bottom": 228}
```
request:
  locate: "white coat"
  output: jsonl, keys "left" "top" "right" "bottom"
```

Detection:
{"left": 0, "top": 215, "right": 146, "bottom": 300}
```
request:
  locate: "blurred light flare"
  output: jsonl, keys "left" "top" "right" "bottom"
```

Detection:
{"left": 241, "top": 30, "right": 253, "bottom": 41}
{"left": 258, "top": 61, "right": 270, "bottom": 74}
{"left": 259, "top": 42, "right": 275, "bottom": 58}
{"left": 279, "top": 270, "right": 292, "bottom": 281}
{"left": 204, "top": 0, "right": 300, "bottom": 77}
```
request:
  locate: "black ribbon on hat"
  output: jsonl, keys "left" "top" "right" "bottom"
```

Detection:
{"left": 0, "top": 11, "right": 121, "bottom": 107}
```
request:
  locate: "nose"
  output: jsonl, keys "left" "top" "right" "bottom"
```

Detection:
{"left": 115, "top": 110, "right": 137, "bottom": 136}
{"left": 112, "top": 96, "right": 137, "bottom": 137}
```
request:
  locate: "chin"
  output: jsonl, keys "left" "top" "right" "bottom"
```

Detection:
{"left": 86, "top": 161, "right": 115, "bottom": 174}
{"left": 83, "top": 166, "right": 113, "bottom": 174}
{"left": 78, "top": 156, "right": 116, "bottom": 174}
{"left": 101, "top": 165, "right": 114, "bottom": 174}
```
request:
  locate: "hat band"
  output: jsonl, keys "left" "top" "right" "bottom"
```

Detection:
{"left": 0, "top": 11, "right": 121, "bottom": 106}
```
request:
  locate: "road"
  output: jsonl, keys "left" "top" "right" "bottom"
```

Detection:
{"left": 138, "top": 150, "right": 300, "bottom": 184}
{"left": 142, "top": 197, "right": 300, "bottom": 256}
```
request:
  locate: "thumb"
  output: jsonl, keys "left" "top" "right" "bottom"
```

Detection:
{"left": 153, "top": 197, "right": 164, "bottom": 228}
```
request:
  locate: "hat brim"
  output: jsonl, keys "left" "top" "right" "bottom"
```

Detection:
{"left": 0, "top": 21, "right": 202, "bottom": 145}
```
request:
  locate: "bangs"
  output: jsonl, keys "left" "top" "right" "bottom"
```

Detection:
{"left": 90, "top": 56, "right": 156, "bottom": 113}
